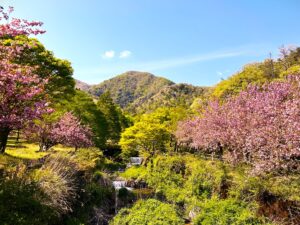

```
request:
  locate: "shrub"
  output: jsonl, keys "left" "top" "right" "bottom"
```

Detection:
{"left": 0, "top": 177, "right": 57, "bottom": 225}
{"left": 193, "top": 198, "right": 264, "bottom": 225}
{"left": 120, "top": 165, "right": 147, "bottom": 180}
{"left": 145, "top": 155, "right": 228, "bottom": 204}
{"left": 32, "top": 155, "right": 77, "bottom": 214}
{"left": 110, "top": 199, "right": 184, "bottom": 225}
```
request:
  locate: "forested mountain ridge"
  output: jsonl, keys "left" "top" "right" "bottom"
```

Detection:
{"left": 87, "top": 71, "right": 174, "bottom": 108}
{"left": 76, "top": 71, "right": 208, "bottom": 113}
{"left": 128, "top": 83, "right": 209, "bottom": 114}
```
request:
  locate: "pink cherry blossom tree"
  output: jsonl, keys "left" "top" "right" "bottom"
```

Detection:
{"left": 25, "top": 113, "right": 93, "bottom": 151}
{"left": 0, "top": 7, "right": 48, "bottom": 153}
{"left": 177, "top": 76, "right": 300, "bottom": 174}
{"left": 52, "top": 112, "right": 93, "bottom": 150}
{"left": 0, "top": 6, "right": 45, "bottom": 37}
{"left": 24, "top": 117, "right": 57, "bottom": 151}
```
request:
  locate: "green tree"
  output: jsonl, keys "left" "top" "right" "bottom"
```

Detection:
{"left": 280, "top": 65, "right": 300, "bottom": 77}
{"left": 1, "top": 35, "right": 75, "bottom": 101}
{"left": 120, "top": 107, "right": 187, "bottom": 158}
{"left": 212, "top": 63, "right": 270, "bottom": 99}
{"left": 97, "top": 91, "right": 128, "bottom": 144}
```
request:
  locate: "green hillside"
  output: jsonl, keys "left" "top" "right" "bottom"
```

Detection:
{"left": 129, "top": 83, "right": 209, "bottom": 114}
{"left": 88, "top": 71, "right": 174, "bottom": 108}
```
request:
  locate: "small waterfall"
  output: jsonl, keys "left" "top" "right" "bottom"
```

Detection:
{"left": 112, "top": 180, "right": 126, "bottom": 190}
{"left": 113, "top": 180, "right": 133, "bottom": 213}
{"left": 129, "top": 157, "right": 143, "bottom": 166}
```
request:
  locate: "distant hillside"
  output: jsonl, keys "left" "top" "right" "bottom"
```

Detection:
{"left": 75, "top": 79, "right": 91, "bottom": 92}
{"left": 88, "top": 71, "right": 174, "bottom": 108}
{"left": 76, "top": 71, "right": 208, "bottom": 113}
{"left": 129, "top": 83, "right": 209, "bottom": 114}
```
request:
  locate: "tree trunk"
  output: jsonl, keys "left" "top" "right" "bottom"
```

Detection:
{"left": 39, "top": 140, "right": 54, "bottom": 152}
{"left": 15, "top": 129, "right": 20, "bottom": 144}
{"left": 0, "top": 127, "right": 10, "bottom": 154}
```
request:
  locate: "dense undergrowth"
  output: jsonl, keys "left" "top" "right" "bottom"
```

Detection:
{"left": 116, "top": 155, "right": 300, "bottom": 225}
{"left": 0, "top": 143, "right": 119, "bottom": 225}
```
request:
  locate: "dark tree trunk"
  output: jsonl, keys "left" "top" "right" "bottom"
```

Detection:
{"left": 0, "top": 127, "right": 10, "bottom": 154}
{"left": 39, "top": 139, "right": 54, "bottom": 152}
{"left": 15, "top": 129, "right": 20, "bottom": 144}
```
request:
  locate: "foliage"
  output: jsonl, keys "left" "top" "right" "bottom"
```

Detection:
{"left": 25, "top": 112, "right": 93, "bottom": 150}
{"left": 280, "top": 65, "right": 300, "bottom": 77}
{"left": 0, "top": 7, "right": 74, "bottom": 102}
{"left": 62, "top": 90, "right": 108, "bottom": 147}
{"left": 193, "top": 198, "right": 264, "bottom": 225}
{"left": 228, "top": 167, "right": 300, "bottom": 203}
{"left": 24, "top": 114, "right": 60, "bottom": 151}
{"left": 0, "top": 6, "right": 45, "bottom": 37}
{"left": 177, "top": 76, "right": 300, "bottom": 174}
{"left": 0, "top": 177, "right": 57, "bottom": 225}
{"left": 110, "top": 199, "right": 184, "bottom": 225}
{"left": 68, "top": 147, "right": 103, "bottom": 171}
{"left": 145, "top": 155, "right": 228, "bottom": 204}
{"left": 2, "top": 35, "right": 75, "bottom": 102}
{"left": 120, "top": 110, "right": 170, "bottom": 158}
{"left": 32, "top": 154, "right": 77, "bottom": 214}
{"left": 52, "top": 112, "right": 93, "bottom": 150}
{"left": 97, "top": 91, "right": 128, "bottom": 143}
{"left": 130, "top": 83, "right": 208, "bottom": 114}
{"left": 212, "top": 63, "right": 272, "bottom": 99}
{"left": 120, "top": 107, "right": 188, "bottom": 158}
{"left": 120, "top": 165, "right": 147, "bottom": 180}
{"left": 0, "top": 9, "right": 51, "bottom": 153}
{"left": 89, "top": 71, "right": 174, "bottom": 109}
{"left": 212, "top": 47, "right": 300, "bottom": 100}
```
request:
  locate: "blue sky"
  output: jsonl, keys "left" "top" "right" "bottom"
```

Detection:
{"left": 3, "top": 0, "right": 300, "bottom": 86}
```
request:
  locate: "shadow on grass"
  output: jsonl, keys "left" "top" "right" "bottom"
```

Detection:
{"left": 6, "top": 144, "right": 27, "bottom": 148}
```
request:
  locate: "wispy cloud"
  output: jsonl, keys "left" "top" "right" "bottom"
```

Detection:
{"left": 78, "top": 46, "right": 260, "bottom": 83}
{"left": 102, "top": 50, "right": 115, "bottom": 59}
{"left": 136, "top": 51, "right": 246, "bottom": 71}
{"left": 120, "top": 50, "right": 132, "bottom": 58}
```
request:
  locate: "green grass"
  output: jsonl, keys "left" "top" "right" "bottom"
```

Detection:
{"left": 5, "top": 143, "right": 48, "bottom": 159}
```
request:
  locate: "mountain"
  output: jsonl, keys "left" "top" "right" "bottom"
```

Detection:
{"left": 88, "top": 71, "right": 174, "bottom": 108}
{"left": 76, "top": 71, "right": 208, "bottom": 113}
{"left": 75, "top": 79, "right": 91, "bottom": 92}
{"left": 129, "top": 83, "right": 209, "bottom": 114}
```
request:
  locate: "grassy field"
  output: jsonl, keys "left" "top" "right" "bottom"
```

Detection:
{"left": 6, "top": 143, "right": 48, "bottom": 159}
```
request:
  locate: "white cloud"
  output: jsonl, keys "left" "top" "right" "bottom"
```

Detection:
{"left": 217, "top": 71, "right": 223, "bottom": 76}
{"left": 102, "top": 50, "right": 115, "bottom": 59}
{"left": 119, "top": 50, "right": 132, "bottom": 58}
{"left": 79, "top": 44, "right": 264, "bottom": 80}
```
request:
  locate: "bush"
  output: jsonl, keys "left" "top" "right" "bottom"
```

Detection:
{"left": 110, "top": 199, "right": 184, "bottom": 225}
{"left": 0, "top": 177, "right": 57, "bottom": 225}
{"left": 120, "top": 165, "right": 147, "bottom": 180}
{"left": 193, "top": 198, "right": 265, "bottom": 225}
{"left": 32, "top": 155, "right": 77, "bottom": 214}
{"left": 145, "top": 155, "right": 228, "bottom": 204}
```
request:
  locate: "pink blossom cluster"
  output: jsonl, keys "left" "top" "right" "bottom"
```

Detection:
{"left": 0, "top": 45, "right": 49, "bottom": 130}
{"left": 26, "top": 113, "right": 93, "bottom": 150}
{"left": 177, "top": 76, "right": 300, "bottom": 174}
{"left": 51, "top": 112, "right": 93, "bottom": 149}
{"left": 0, "top": 6, "right": 45, "bottom": 37}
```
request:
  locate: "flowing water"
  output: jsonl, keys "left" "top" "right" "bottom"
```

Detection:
{"left": 129, "top": 157, "right": 143, "bottom": 165}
